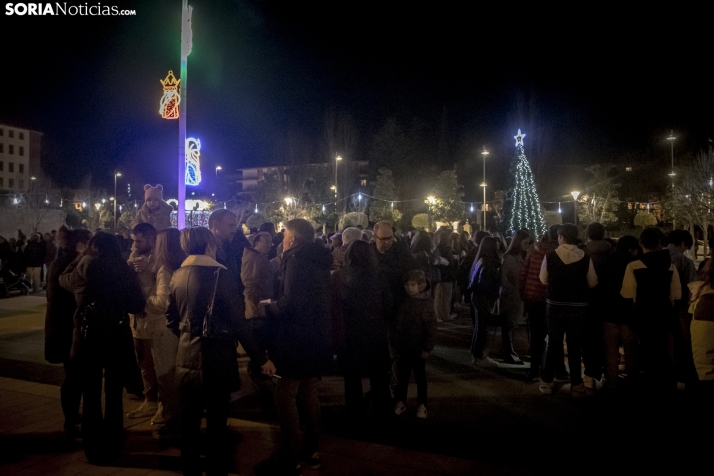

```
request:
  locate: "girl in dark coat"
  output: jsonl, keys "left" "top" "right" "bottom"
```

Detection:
{"left": 331, "top": 240, "right": 392, "bottom": 419}
{"left": 469, "top": 237, "right": 501, "bottom": 367}
{"left": 59, "top": 232, "right": 145, "bottom": 464}
{"left": 44, "top": 229, "right": 92, "bottom": 437}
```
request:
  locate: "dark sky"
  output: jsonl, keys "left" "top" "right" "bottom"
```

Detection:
{"left": 2, "top": 0, "right": 712, "bottom": 199}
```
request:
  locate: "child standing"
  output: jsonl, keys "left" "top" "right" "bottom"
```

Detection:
{"left": 393, "top": 269, "right": 437, "bottom": 419}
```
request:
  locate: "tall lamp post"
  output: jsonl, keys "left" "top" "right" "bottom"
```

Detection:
{"left": 114, "top": 172, "right": 121, "bottom": 229}
{"left": 215, "top": 165, "right": 222, "bottom": 178}
{"left": 667, "top": 130, "right": 676, "bottom": 179}
{"left": 334, "top": 155, "right": 342, "bottom": 227}
{"left": 571, "top": 191, "right": 580, "bottom": 224}
{"left": 481, "top": 146, "right": 489, "bottom": 231}
{"left": 667, "top": 130, "right": 676, "bottom": 229}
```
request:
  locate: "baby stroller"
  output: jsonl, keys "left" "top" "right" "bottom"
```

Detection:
{"left": 0, "top": 260, "right": 30, "bottom": 297}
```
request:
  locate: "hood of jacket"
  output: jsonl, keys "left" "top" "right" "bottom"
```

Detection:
{"left": 640, "top": 248, "right": 672, "bottom": 271}
{"left": 282, "top": 241, "right": 332, "bottom": 269}
{"left": 554, "top": 244, "right": 586, "bottom": 265}
{"left": 242, "top": 246, "right": 269, "bottom": 263}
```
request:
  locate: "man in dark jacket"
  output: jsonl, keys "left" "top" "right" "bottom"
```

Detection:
{"left": 209, "top": 209, "right": 252, "bottom": 296}
{"left": 24, "top": 233, "right": 46, "bottom": 293}
{"left": 255, "top": 219, "right": 332, "bottom": 475}
{"left": 372, "top": 221, "right": 417, "bottom": 330}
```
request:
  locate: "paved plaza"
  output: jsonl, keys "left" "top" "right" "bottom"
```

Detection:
{"left": 0, "top": 295, "right": 708, "bottom": 475}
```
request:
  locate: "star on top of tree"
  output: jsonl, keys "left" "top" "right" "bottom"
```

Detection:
{"left": 514, "top": 129, "right": 526, "bottom": 147}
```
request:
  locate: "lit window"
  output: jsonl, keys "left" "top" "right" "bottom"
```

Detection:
{"left": 19, "top": 132, "right": 24, "bottom": 140}
{"left": 625, "top": 167, "right": 632, "bottom": 172}
{"left": 360, "top": 179, "right": 367, "bottom": 186}
{"left": 19, "top": 147, "right": 24, "bottom": 157}
{"left": 8, "top": 130, "right": 13, "bottom": 138}
{"left": 19, "top": 164, "right": 24, "bottom": 173}
{"left": 8, "top": 145, "right": 13, "bottom": 155}
{"left": 9, "top": 178, "right": 14, "bottom": 188}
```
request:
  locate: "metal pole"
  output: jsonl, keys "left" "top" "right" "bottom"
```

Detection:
{"left": 177, "top": 0, "right": 191, "bottom": 230}
{"left": 113, "top": 174, "right": 117, "bottom": 229}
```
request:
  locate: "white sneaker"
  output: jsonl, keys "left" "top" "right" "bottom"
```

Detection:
{"left": 128, "top": 401, "right": 158, "bottom": 419}
{"left": 416, "top": 404, "right": 427, "bottom": 419}
{"left": 394, "top": 401, "right": 407, "bottom": 415}
{"left": 150, "top": 402, "right": 165, "bottom": 425}
{"left": 539, "top": 379, "right": 553, "bottom": 395}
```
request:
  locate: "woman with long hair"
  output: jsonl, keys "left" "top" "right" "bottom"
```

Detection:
{"left": 468, "top": 236, "right": 501, "bottom": 367}
{"left": 143, "top": 228, "right": 186, "bottom": 436}
{"left": 167, "top": 226, "right": 273, "bottom": 475}
{"left": 499, "top": 229, "right": 531, "bottom": 364}
{"left": 60, "top": 232, "right": 145, "bottom": 464}
{"left": 411, "top": 232, "right": 438, "bottom": 289}
{"left": 331, "top": 240, "right": 392, "bottom": 418}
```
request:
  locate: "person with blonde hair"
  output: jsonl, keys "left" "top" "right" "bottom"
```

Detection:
{"left": 168, "top": 226, "right": 274, "bottom": 475}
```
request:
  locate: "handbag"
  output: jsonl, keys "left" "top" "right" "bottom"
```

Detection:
{"left": 80, "top": 301, "right": 125, "bottom": 340}
{"left": 201, "top": 268, "right": 234, "bottom": 341}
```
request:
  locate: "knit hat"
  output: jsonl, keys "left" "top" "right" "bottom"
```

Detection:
{"left": 144, "top": 184, "right": 164, "bottom": 200}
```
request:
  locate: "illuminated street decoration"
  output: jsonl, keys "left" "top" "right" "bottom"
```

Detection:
{"left": 500, "top": 129, "right": 547, "bottom": 237}
{"left": 185, "top": 138, "right": 201, "bottom": 185}
{"left": 160, "top": 70, "right": 181, "bottom": 119}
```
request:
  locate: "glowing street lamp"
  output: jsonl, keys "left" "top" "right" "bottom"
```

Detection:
{"left": 215, "top": 165, "right": 222, "bottom": 178}
{"left": 481, "top": 146, "right": 489, "bottom": 231}
{"left": 114, "top": 172, "right": 121, "bottom": 229}
{"left": 571, "top": 191, "right": 580, "bottom": 224}
{"left": 334, "top": 155, "right": 342, "bottom": 209}
{"left": 667, "top": 131, "right": 676, "bottom": 178}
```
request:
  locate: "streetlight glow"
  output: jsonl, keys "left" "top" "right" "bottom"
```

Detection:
{"left": 571, "top": 191, "right": 580, "bottom": 201}
{"left": 427, "top": 196, "right": 436, "bottom": 204}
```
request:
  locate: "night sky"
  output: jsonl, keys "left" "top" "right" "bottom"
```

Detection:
{"left": 2, "top": 1, "right": 712, "bottom": 201}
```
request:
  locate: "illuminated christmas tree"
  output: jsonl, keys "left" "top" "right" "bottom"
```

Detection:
{"left": 499, "top": 129, "right": 547, "bottom": 237}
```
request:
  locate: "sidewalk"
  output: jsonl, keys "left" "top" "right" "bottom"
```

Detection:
{"left": 0, "top": 375, "right": 486, "bottom": 476}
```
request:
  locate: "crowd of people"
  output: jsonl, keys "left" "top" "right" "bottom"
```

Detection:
{"left": 0, "top": 229, "right": 59, "bottom": 293}
{"left": 38, "top": 183, "right": 714, "bottom": 476}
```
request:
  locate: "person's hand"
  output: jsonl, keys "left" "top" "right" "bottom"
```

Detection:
{"left": 261, "top": 359, "right": 276, "bottom": 376}
{"left": 133, "top": 256, "right": 150, "bottom": 274}
{"left": 421, "top": 351, "right": 430, "bottom": 360}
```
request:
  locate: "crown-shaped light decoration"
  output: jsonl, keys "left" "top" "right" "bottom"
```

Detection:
{"left": 160, "top": 70, "right": 181, "bottom": 119}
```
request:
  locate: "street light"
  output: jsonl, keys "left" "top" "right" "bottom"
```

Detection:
{"left": 571, "top": 191, "right": 580, "bottom": 224}
{"left": 215, "top": 165, "right": 222, "bottom": 178}
{"left": 114, "top": 172, "right": 121, "bottom": 229}
{"left": 667, "top": 131, "right": 676, "bottom": 178}
{"left": 481, "top": 146, "right": 489, "bottom": 231}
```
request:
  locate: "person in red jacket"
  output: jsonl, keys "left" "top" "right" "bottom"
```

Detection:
{"left": 520, "top": 225, "right": 559, "bottom": 380}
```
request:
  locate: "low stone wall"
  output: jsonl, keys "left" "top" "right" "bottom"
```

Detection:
{"left": 0, "top": 208, "right": 67, "bottom": 239}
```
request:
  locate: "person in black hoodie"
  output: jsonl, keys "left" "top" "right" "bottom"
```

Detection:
{"left": 621, "top": 227, "right": 681, "bottom": 386}
{"left": 24, "top": 233, "right": 46, "bottom": 293}
{"left": 255, "top": 219, "right": 333, "bottom": 476}
{"left": 44, "top": 228, "right": 92, "bottom": 437}
{"left": 600, "top": 235, "right": 641, "bottom": 388}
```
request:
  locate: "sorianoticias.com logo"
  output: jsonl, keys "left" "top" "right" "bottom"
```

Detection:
{"left": 5, "top": 3, "right": 137, "bottom": 16}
